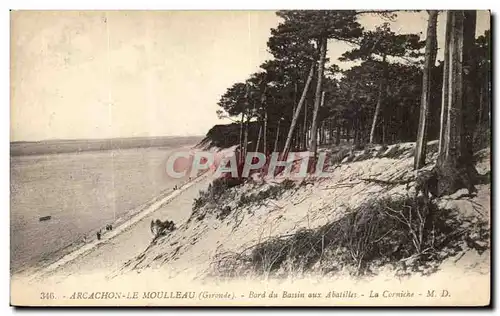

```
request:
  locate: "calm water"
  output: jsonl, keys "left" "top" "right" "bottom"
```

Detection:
{"left": 10, "top": 145, "right": 192, "bottom": 273}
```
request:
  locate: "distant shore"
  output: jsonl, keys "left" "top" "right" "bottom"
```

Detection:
{"left": 10, "top": 135, "right": 204, "bottom": 156}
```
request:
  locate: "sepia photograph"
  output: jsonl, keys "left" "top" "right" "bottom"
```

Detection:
{"left": 9, "top": 9, "right": 491, "bottom": 307}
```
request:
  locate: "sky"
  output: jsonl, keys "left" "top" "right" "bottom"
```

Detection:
{"left": 10, "top": 10, "right": 490, "bottom": 142}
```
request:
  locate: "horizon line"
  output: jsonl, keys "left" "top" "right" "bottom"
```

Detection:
{"left": 10, "top": 134, "right": 205, "bottom": 144}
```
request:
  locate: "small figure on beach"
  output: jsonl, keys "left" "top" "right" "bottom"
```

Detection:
{"left": 105, "top": 224, "right": 113, "bottom": 231}
{"left": 96, "top": 230, "right": 101, "bottom": 240}
{"left": 150, "top": 219, "right": 176, "bottom": 238}
{"left": 173, "top": 185, "right": 178, "bottom": 190}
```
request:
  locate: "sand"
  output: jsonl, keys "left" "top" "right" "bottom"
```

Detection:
{"left": 10, "top": 143, "right": 491, "bottom": 307}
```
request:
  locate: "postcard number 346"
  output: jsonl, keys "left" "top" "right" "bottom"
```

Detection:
{"left": 40, "top": 292, "right": 55, "bottom": 300}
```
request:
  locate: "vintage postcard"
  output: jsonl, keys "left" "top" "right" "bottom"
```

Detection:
{"left": 10, "top": 10, "right": 491, "bottom": 307}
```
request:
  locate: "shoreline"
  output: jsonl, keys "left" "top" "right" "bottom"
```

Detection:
{"left": 10, "top": 142, "right": 202, "bottom": 275}
{"left": 19, "top": 170, "right": 211, "bottom": 282}
{"left": 12, "top": 184, "right": 176, "bottom": 277}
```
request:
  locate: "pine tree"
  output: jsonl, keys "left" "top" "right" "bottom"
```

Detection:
{"left": 436, "top": 10, "right": 478, "bottom": 196}
{"left": 341, "top": 23, "right": 424, "bottom": 144}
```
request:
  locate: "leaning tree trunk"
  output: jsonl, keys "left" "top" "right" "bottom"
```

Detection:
{"left": 255, "top": 124, "right": 262, "bottom": 152}
{"left": 282, "top": 62, "right": 315, "bottom": 157}
{"left": 309, "top": 37, "right": 327, "bottom": 160}
{"left": 369, "top": 55, "right": 388, "bottom": 144}
{"left": 414, "top": 10, "right": 438, "bottom": 170}
{"left": 435, "top": 10, "right": 478, "bottom": 197}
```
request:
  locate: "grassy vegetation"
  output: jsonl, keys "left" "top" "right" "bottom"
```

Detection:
{"left": 211, "top": 195, "right": 489, "bottom": 279}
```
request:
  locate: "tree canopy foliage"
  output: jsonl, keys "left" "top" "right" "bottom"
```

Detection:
{"left": 213, "top": 10, "right": 490, "bottom": 188}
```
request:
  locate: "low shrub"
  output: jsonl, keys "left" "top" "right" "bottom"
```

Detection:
{"left": 193, "top": 177, "right": 243, "bottom": 211}
{"left": 190, "top": 177, "right": 244, "bottom": 222}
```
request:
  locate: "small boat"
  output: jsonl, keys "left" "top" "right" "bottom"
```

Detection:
{"left": 39, "top": 215, "right": 52, "bottom": 222}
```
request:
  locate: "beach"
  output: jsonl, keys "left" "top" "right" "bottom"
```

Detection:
{"left": 10, "top": 138, "right": 201, "bottom": 274}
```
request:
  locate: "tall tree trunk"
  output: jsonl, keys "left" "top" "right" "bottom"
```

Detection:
{"left": 303, "top": 100, "right": 308, "bottom": 149}
{"left": 239, "top": 111, "right": 245, "bottom": 164}
{"left": 273, "top": 119, "right": 281, "bottom": 153}
{"left": 353, "top": 118, "right": 359, "bottom": 147}
{"left": 329, "top": 119, "right": 334, "bottom": 144}
{"left": 441, "top": 12, "right": 464, "bottom": 160}
{"left": 239, "top": 84, "right": 251, "bottom": 165}
{"left": 319, "top": 91, "right": 326, "bottom": 145}
{"left": 293, "top": 80, "right": 299, "bottom": 150}
{"left": 436, "top": 10, "right": 478, "bottom": 197}
{"left": 319, "top": 121, "right": 324, "bottom": 145}
{"left": 369, "top": 55, "right": 387, "bottom": 144}
{"left": 291, "top": 102, "right": 297, "bottom": 151}
{"left": 321, "top": 122, "right": 325, "bottom": 145}
{"left": 473, "top": 78, "right": 485, "bottom": 143}
{"left": 414, "top": 10, "right": 438, "bottom": 170}
{"left": 346, "top": 123, "right": 351, "bottom": 143}
{"left": 283, "top": 63, "right": 315, "bottom": 156}
{"left": 243, "top": 100, "right": 256, "bottom": 161}
{"left": 255, "top": 124, "right": 262, "bottom": 152}
{"left": 324, "top": 123, "right": 328, "bottom": 144}
{"left": 292, "top": 126, "right": 296, "bottom": 150}
{"left": 439, "top": 12, "right": 452, "bottom": 155}
{"left": 310, "top": 37, "right": 327, "bottom": 159}
{"left": 263, "top": 110, "right": 268, "bottom": 155}
{"left": 243, "top": 113, "right": 250, "bottom": 160}
{"left": 298, "top": 117, "right": 303, "bottom": 150}
{"left": 381, "top": 117, "right": 386, "bottom": 145}
{"left": 335, "top": 123, "right": 341, "bottom": 146}
{"left": 294, "top": 82, "right": 298, "bottom": 103}
{"left": 257, "top": 85, "right": 268, "bottom": 154}
{"left": 462, "top": 10, "right": 478, "bottom": 161}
